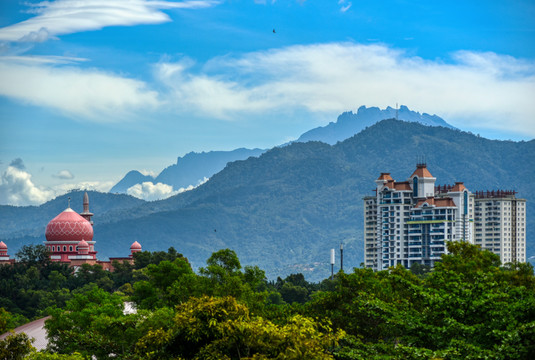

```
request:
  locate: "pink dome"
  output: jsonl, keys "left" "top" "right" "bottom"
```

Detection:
{"left": 45, "top": 208, "right": 93, "bottom": 242}
{"left": 0, "top": 241, "right": 7, "bottom": 249}
{"left": 130, "top": 241, "right": 142, "bottom": 250}
{"left": 78, "top": 239, "right": 89, "bottom": 248}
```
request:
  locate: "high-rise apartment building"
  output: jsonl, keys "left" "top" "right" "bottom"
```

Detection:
{"left": 473, "top": 191, "right": 526, "bottom": 263}
{"left": 364, "top": 164, "right": 474, "bottom": 271}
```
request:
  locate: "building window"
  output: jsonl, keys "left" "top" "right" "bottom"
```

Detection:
{"left": 413, "top": 177, "right": 418, "bottom": 197}
{"left": 63, "top": 246, "right": 66, "bottom": 252}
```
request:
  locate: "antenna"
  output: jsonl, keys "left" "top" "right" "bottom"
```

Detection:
{"left": 340, "top": 242, "right": 344, "bottom": 272}
{"left": 330, "top": 249, "right": 335, "bottom": 280}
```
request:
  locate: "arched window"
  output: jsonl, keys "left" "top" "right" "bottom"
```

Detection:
{"left": 52, "top": 246, "right": 55, "bottom": 252}
{"left": 63, "top": 246, "right": 66, "bottom": 252}
{"left": 413, "top": 177, "right": 418, "bottom": 197}
{"left": 69, "top": 246, "right": 73, "bottom": 252}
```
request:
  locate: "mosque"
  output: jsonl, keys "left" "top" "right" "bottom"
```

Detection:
{"left": 0, "top": 192, "right": 141, "bottom": 271}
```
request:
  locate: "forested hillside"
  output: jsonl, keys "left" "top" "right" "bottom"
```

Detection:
{"left": 3, "top": 120, "right": 534, "bottom": 281}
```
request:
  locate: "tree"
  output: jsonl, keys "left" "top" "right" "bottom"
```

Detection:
{"left": 135, "top": 295, "right": 344, "bottom": 359}
{"left": 0, "top": 332, "right": 34, "bottom": 360}
{"left": 46, "top": 286, "right": 140, "bottom": 359}
{"left": 15, "top": 245, "right": 50, "bottom": 266}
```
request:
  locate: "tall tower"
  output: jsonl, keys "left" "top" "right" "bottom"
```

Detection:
{"left": 80, "top": 191, "right": 94, "bottom": 225}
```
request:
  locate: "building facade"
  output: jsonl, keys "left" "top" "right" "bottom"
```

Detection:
{"left": 0, "top": 192, "right": 141, "bottom": 271}
{"left": 364, "top": 164, "right": 474, "bottom": 271}
{"left": 473, "top": 191, "right": 526, "bottom": 263}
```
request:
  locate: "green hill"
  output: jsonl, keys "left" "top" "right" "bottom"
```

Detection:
{"left": 3, "top": 120, "right": 534, "bottom": 281}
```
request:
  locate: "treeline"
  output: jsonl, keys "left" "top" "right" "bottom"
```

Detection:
{"left": 2, "top": 242, "right": 535, "bottom": 359}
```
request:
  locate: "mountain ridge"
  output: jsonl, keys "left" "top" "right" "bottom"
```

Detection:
{"left": 3, "top": 119, "right": 533, "bottom": 281}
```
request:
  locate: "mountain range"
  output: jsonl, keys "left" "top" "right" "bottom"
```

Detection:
{"left": 2, "top": 119, "right": 533, "bottom": 281}
{"left": 110, "top": 106, "right": 453, "bottom": 198}
{"left": 296, "top": 105, "right": 455, "bottom": 144}
{"left": 110, "top": 148, "right": 265, "bottom": 194}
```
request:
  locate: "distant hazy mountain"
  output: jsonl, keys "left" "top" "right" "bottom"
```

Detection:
{"left": 110, "top": 106, "right": 450, "bottom": 195}
{"left": 4, "top": 120, "right": 533, "bottom": 281}
{"left": 296, "top": 105, "right": 455, "bottom": 145}
{"left": 110, "top": 170, "right": 155, "bottom": 193}
{"left": 155, "top": 148, "right": 265, "bottom": 190}
{"left": 110, "top": 148, "right": 265, "bottom": 194}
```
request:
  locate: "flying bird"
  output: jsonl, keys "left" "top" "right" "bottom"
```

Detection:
{"left": 273, "top": 29, "right": 276, "bottom": 34}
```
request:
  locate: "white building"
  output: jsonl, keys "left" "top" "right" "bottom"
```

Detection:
{"left": 364, "top": 164, "right": 474, "bottom": 271}
{"left": 473, "top": 191, "right": 526, "bottom": 263}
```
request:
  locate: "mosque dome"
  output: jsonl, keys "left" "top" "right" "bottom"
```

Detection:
{"left": 0, "top": 241, "right": 7, "bottom": 250}
{"left": 130, "top": 241, "right": 142, "bottom": 250}
{"left": 45, "top": 208, "right": 94, "bottom": 242}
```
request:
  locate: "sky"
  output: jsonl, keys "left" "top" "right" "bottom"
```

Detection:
{"left": 0, "top": 0, "right": 534, "bottom": 205}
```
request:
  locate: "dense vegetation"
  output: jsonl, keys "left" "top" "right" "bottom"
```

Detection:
{"left": 1, "top": 242, "right": 534, "bottom": 359}
{"left": 2, "top": 120, "right": 534, "bottom": 281}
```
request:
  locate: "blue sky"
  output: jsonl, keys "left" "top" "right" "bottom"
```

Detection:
{"left": 0, "top": 0, "right": 534, "bottom": 205}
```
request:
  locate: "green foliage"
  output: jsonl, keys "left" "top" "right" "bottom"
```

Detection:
{"left": 135, "top": 295, "right": 343, "bottom": 359}
{"left": 309, "top": 242, "right": 535, "bottom": 359}
{"left": 33, "top": 244, "right": 535, "bottom": 359}
{"left": 15, "top": 244, "right": 50, "bottom": 266}
{"left": 26, "top": 352, "right": 85, "bottom": 360}
{"left": 133, "top": 247, "right": 187, "bottom": 270}
{"left": 45, "top": 286, "right": 140, "bottom": 359}
{"left": 0, "top": 308, "right": 27, "bottom": 333}
{"left": 0, "top": 332, "right": 34, "bottom": 360}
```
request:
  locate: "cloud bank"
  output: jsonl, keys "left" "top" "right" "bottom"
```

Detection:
{"left": 0, "top": 160, "right": 115, "bottom": 206}
{"left": 0, "top": 161, "right": 54, "bottom": 206}
{"left": 0, "top": 42, "right": 533, "bottom": 134}
{"left": 0, "top": 0, "right": 220, "bottom": 42}
{"left": 156, "top": 43, "right": 535, "bottom": 136}
{"left": 0, "top": 60, "right": 160, "bottom": 120}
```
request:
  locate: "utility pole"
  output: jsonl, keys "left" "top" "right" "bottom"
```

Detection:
{"left": 340, "top": 242, "right": 344, "bottom": 272}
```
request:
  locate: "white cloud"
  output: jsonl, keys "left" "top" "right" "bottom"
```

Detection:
{"left": 0, "top": 163, "right": 54, "bottom": 206}
{"left": 0, "top": 0, "right": 220, "bottom": 42}
{"left": 127, "top": 181, "right": 177, "bottom": 201}
{"left": 338, "top": 0, "right": 352, "bottom": 12}
{"left": 53, "top": 181, "right": 115, "bottom": 194}
{"left": 52, "top": 170, "right": 75, "bottom": 179}
{"left": 0, "top": 59, "right": 160, "bottom": 120}
{"left": 155, "top": 42, "right": 535, "bottom": 136}
{"left": 138, "top": 169, "right": 157, "bottom": 177}
{"left": 126, "top": 177, "right": 209, "bottom": 201}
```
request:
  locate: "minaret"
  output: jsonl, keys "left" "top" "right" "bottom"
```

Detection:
{"left": 80, "top": 191, "right": 94, "bottom": 225}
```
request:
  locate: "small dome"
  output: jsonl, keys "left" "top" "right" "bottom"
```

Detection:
{"left": 78, "top": 239, "right": 89, "bottom": 248}
{"left": 45, "top": 208, "right": 93, "bottom": 242}
{"left": 0, "top": 241, "right": 7, "bottom": 249}
{"left": 130, "top": 241, "right": 142, "bottom": 250}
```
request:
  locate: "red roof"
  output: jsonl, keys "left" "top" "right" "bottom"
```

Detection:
{"left": 130, "top": 241, "right": 142, "bottom": 250}
{"left": 45, "top": 208, "right": 93, "bottom": 242}
{"left": 377, "top": 173, "right": 393, "bottom": 181}
{"left": 410, "top": 164, "right": 433, "bottom": 178}
{"left": 0, "top": 241, "right": 6, "bottom": 250}
{"left": 394, "top": 181, "right": 411, "bottom": 190}
{"left": 450, "top": 182, "right": 466, "bottom": 192}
